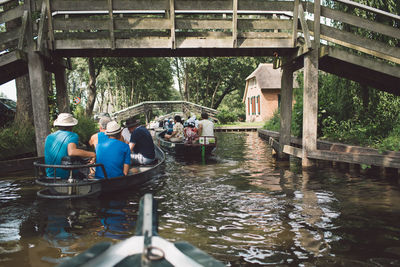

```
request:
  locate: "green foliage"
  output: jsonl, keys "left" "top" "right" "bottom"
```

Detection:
{"left": 291, "top": 71, "right": 400, "bottom": 149}
{"left": 0, "top": 121, "right": 36, "bottom": 160}
{"left": 216, "top": 106, "right": 238, "bottom": 124}
{"left": 376, "top": 122, "right": 400, "bottom": 152}
{"left": 181, "top": 57, "right": 269, "bottom": 109}
{"left": 291, "top": 86, "right": 304, "bottom": 138}
{"left": 71, "top": 106, "right": 98, "bottom": 147}
{"left": 67, "top": 57, "right": 176, "bottom": 115}
{"left": 263, "top": 110, "right": 281, "bottom": 131}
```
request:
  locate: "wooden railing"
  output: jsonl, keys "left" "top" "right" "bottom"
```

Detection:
{"left": 1, "top": 0, "right": 399, "bottom": 60}
{"left": 297, "top": 0, "right": 400, "bottom": 64}
{"left": 0, "top": 1, "right": 28, "bottom": 52}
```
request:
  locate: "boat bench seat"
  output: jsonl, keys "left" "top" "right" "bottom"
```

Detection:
{"left": 131, "top": 159, "right": 158, "bottom": 167}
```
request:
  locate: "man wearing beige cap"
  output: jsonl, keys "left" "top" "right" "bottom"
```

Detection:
{"left": 44, "top": 113, "right": 96, "bottom": 179}
{"left": 89, "top": 116, "right": 111, "bottom": 148}
{"left": 95, "top": 121, "right": 131, "bottom": 179}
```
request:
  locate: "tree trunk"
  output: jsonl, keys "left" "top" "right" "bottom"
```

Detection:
{"left": 175, "top": 58, "right": 184, "bottom": 99}
{"left": 85, "top": 58, "right": 97, "bottom": 117}
{"left": 15, "top": 75, "right": 33, "bottom": 124}
{"left": 184, "top": 69, "right": 189, "bottom": 101}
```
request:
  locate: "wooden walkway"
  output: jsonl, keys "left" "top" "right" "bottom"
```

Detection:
{"left": 259, "top": 129, "right": 400, "bottom": 170}
{"left": 215, "top": 126, "right": 261, "bottom": 132}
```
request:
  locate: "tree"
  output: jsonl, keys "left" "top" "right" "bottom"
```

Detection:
{"left": 180, "top": 57, "right": 268, "bottom": 109}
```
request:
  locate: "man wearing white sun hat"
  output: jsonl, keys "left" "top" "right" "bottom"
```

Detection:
{"left": 44, "top": 113, "right": 96, "bottom": 179}
{"left": 95, "top": 121, "right": 131, "bottom": 179}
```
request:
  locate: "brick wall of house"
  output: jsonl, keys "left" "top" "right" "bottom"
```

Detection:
{"left": 245, "top": 78, "right": 280, "bottom": 122}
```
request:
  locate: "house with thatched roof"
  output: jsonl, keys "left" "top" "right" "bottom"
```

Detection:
{"left": 242, "top": 63, "right": 297, "bottom": 122}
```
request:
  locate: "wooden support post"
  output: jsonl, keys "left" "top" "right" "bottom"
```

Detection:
{"left": 278, "top": 65, "right": 294, "bottom": 160}
{"left": 169, "top": 0, "right": 176, "bottom": 49}
{"left": 27, "top": 51, "right": 50, "bottom": 156}
{"left": 302, "top": 48, "right": 319, "bottom": 168}
{"left": 108, "top": 0, "right": 115, "bottom": 50}
{"left": 55, "top": 64, "right": 70, "bottom": 113}
{"left": 45, "top": 0, "right": 54, "bottom": 50}
{"left": 292, "top": 0, "right": 299, "bottom": 47}
{"left": 232, "top": 0, "right": 238, "bottom": 48}
{"left": 25, "top": 0, "right": 49, "bottom": 157}
{"left": 314, "top": 0, "right": 321, "bottom": 49}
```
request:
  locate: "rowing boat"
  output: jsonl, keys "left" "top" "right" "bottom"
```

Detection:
{"left": 58, "top": 194, "right": 224, "bottom": 267}
{"left": 34, "top": 145, "right": 165, "bottom": 199}
{"left": 156, "top": 132, "right": 216, "bottom": 158}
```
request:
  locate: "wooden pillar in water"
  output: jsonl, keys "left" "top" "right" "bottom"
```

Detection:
{"left": 27, "top": 52, "right": 50, "bottom": 157}
{"left": 302, "top": 48, "right": 318, "bottom": 167}
{"left": 302, "top": 0, "right": 320, "bottom": 168}
{"left": 278, "top": 66, "right": 294, "bottom": 160}
{"left": 26, "top": 0, "right": 50, "bottom": 157}
{"left": 55, "top": 63, "right": 70, "bottom": 113}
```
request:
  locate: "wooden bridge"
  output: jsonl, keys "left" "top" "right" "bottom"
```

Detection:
{"left": 1, "top": 0, "right": 399, "bottom": 168}
{"left": 111, "top": 100, "right": 218, "bottom": 122}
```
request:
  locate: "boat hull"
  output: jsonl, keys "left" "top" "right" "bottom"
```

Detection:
{"left": 156, "top": 133, "right": 216, "bottom": 158}
{"left": 35, "top": 145, "right": 165, "bottom": 199}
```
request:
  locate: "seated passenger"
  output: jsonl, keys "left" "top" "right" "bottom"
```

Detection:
{"left": 166, "top": 118, "right": 174, "bottom": 135}
{"left": 127, "top": 119, "right": 156, "bottom": 165}
{"left": 95, "top": 121, "right": 131, "bottom": 179}
{"left": 164, "top": 115, "right": 184, "bottom": 143}
{"left": 198, "top": 112, "right": 214, "bottom": 137}
{"left": 121, "top": 117, "right": 136, "bottom": 144}
{"left": 89, "top": 116, "right": 111, "bottom": 149}
{"left": 44, "top": 113, "right": 95, "bottom": 179}
{"left": 184, "top": 122, "right": 199, "bottom": 144}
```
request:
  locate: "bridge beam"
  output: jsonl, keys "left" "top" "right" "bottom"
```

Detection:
{"left": 278, "top": 65, "right": 294, "bottom": 160}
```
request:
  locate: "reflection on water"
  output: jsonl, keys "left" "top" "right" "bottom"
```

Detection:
{"left": 1, "top": 132, "right": 400, "bottom": 266}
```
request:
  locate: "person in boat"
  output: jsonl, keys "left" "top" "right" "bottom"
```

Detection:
{"left": 121, "top": 117, "right": 135, "bottom": 144}
{"left": 95, "top": 121, "right": 131, "bottom": 179}
{"left": 164, "top": 115, "right": 184, "bottom": 143}
{"left": 184, "top": 121, "right": 199, "bottom": 144}
{"left": 44, "top": 113, "right": 96, "bottom": 179}
{"left": 88, "top": 116, "right": 111, "bottom": 148}
{"left": 127, "top": 119, "right": 156, "bottom": 165}
{"left": 198, "top": 112, "right": 214, "bottom": 137}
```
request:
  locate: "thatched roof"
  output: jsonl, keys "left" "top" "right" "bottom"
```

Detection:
{"left": 246, "top": 63, "right": 282, "bottom": 89}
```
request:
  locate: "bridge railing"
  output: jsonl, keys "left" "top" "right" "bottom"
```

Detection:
{"left": 45, "top": 0, "right": 296, "bottom": 52}
{"left": 297, "top": 0, "right": 400, "bottom": 65}
{"left": 0, "top": 1, "right": 28, "bottom": 54}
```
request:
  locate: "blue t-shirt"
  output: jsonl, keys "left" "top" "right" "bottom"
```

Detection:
{"left": 98, "top": 132, "right": 108, "bottom": 144}
{"left": 95, "top": 138, "right": 131, "bottom": 179}
{"left": 130, "top": 126, "right": 155, "bottom": 159}
{"left": 44, "top": 130, "right": 79, "bottom": 179}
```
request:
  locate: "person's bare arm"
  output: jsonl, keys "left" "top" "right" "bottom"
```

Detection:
{"left": 198, "top": 124, "right": 203, "bottom": 136}
{"left": 68, "top": 143, "right": 96, "bottom": 158}
{"left": 88, "top": 134, "right": 97, "bottom": 147}
{"left": 123, "top": 164, "right": 129, "bottom": 175}
{"left": 129, "top": 142, "right": 135, "bottom": 152}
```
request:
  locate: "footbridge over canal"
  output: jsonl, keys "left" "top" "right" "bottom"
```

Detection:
{"left": 111, "top": 101, "right": 219, "bottom": 122}
{"left": 1, "top": 0, "right": 399, "bottom": 168}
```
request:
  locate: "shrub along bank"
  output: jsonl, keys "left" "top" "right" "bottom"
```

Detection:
{"left": 263, "top": 72, "right": 400, "bottom": 152}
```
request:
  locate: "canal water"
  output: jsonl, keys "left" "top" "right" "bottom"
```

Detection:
{"left": 1, "top": 132, "right": 400, "bottom": 266}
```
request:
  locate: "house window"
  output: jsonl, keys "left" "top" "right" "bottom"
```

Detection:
{"left": 248, "top": 97, "right": 250, "bottom": 115}
{"left": 257, "top": 95, "right": 260, "bottom": 115}
{"left": 252, "top": 97, "right": 256, "bottom": 115}
{"left": 278, "top": 94, "right": 281, "bottom": 109}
